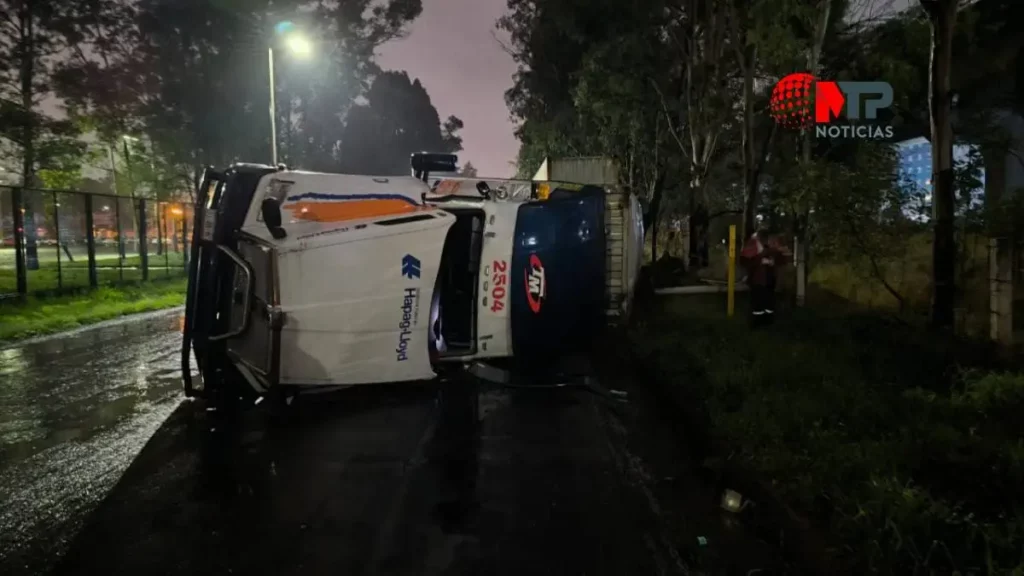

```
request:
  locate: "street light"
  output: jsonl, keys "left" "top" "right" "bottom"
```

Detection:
{"left": 285, "top": 35, "right": 312, "bottom": 56}
{"left": 269, "top": 21, "right": 313, "bottom": 166}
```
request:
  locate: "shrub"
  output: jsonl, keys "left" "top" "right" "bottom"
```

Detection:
{"left": 632, "top": 297, "right": 1024, "bottom": 573}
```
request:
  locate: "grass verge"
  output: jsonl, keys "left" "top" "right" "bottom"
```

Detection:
{"left": 0, "top": 277, "right": 187, "bottom": 342}
{"left": 0, "top": 252, "right": 187, "bottom": 294}
{"left": 630, "top": 291, "right": 1023, "bottom": 574}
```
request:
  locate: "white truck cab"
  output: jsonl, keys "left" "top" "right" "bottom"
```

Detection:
{"left": 182, "top": 154, "right": 642, "bottom": 403}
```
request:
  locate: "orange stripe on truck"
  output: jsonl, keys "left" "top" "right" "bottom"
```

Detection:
{"left": 283, "top": 193, "right": 425, "bottom": 223}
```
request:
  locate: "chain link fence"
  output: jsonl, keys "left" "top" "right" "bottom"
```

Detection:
{"left": 0, "top": 186, "right": 194, "bottom": 297}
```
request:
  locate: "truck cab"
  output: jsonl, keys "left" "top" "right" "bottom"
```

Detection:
{"left": 182, "top": 154, "right": 642, "bottom": 402}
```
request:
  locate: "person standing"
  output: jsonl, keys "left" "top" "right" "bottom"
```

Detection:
{"left": 741, "top": 227, "right": 789, "bottom": 326}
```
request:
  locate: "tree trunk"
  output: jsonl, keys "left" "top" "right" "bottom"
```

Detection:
{"left": 19, "top": 2, "right": 39, "bottom": 270}
{"left": 740, "top": 45, "right": 757, "bottom": 241}
{"left": 688, "top": 173, "right": 710, "bottom": 268}
{"left": 924, "top": 0, "right": 958, "bottom": 329}
{"left": 688, "top": 177, "right": 698, "bottom": 268}
{"left": 795, "top": 0, "right": 833, "bottom": 307}
{"left": 647, "top": 172, "right": 665, "bottom": 262}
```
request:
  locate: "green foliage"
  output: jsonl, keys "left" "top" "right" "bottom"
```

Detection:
{"left": 0, "top": 277, "right": 187, "bottom": 341}
{"left": 46, "top": 0, "right": 447, "bottom": 187}
{"left": 0, "top": 0, "right": 95, "bottom": 186}
{"left": 632, "top": 296, "right": 1024, "bottom": 573}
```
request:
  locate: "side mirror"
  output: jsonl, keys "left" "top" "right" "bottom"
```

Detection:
{"left": 261, "top": 197, "right": 287, "bottom": 239}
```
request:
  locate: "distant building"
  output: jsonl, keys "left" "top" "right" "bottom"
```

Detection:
{"left": 895, "top": 137, "right": 986, "bottom": 220}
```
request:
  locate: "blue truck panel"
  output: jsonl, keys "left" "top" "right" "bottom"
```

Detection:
{"left": 510, "top": 187, "right": 607, "bottom": 363}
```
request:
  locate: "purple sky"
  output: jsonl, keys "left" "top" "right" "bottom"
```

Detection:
{"left": 376, "top": 0, "right": 519, "bottom": 178}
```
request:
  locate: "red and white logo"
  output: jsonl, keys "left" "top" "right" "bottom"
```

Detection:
{"left": 769, "top": 72, "right": 894, "bottom": 138}
{"left": 524, "top": 254, "right": 546, "bottom": 314}
{"left": 490, "top": 259, "right": 508, "bottom": 312}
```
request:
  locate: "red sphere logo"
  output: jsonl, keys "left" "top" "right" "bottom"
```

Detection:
{"left": 770, "top": 72, "right": 816, "bottom": 129}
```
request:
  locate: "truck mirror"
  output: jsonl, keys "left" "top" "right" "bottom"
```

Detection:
{"left": 261, "top": 197, "right": 287, "bottom": 239}
{"left": 476, "top": 181, "right": 491, "bottom": 198}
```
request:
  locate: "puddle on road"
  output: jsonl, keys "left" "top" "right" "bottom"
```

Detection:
{"left": 0, "top": 309, "right": 195, "bottom": 570}
{"left": 0, "top": 310, "right": 187, "bottom": 462}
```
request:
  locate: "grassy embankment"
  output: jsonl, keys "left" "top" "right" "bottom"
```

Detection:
{"left": 0, "top": 277, "right": 188, "bottom": 342}
{"left": 630, "top": 290, "right": 1022, "bottom": 574}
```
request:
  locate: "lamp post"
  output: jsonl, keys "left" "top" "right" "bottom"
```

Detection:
{"left": 269, "top": 21, "right": 313, "bottom": 167}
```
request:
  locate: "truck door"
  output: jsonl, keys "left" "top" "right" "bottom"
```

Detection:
{"left": 509, "top": 188, "right": 606, "bottom": 364}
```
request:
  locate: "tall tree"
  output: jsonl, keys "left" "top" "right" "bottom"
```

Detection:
{"left": 572, "top": 0, "right": 679, "bottom": 257}
{"left": 336, "top": 71, "right": 463, "bottom": 175}
{"left": 0, "top": 0, "right": 89, "bottom": 187}
{"left": 56, "top": 0, "right": 424, "bottom": 190}
{"left": 458, "top": 161, "right": 478, "bottom": 177}
{"left": 0, "top": 0, "right": 90, "bottom": 277}
{"left": 499, "top": 0, "right": 625, "bottom": 177}
{"left": 920, "top": 0, "right": 960, "bottom": 329}
{"left": 674, "top": 0, "right": 733, "bottom": 267}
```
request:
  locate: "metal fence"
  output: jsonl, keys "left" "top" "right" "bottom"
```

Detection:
{"left": 0, "top": 186, "right": 195, "bottom": 297}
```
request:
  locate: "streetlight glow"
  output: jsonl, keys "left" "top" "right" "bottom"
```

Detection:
{"left": 285, "top": 34, "right": 312, "bottom": 56}
{"left": 269, "top": 21, "right": 313, "bottom": 166}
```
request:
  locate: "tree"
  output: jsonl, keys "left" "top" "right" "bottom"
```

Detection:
{"left": 336, "top": 71, "right": 463, "bottom": 175}
{"left": 920, "top": 0, "right": 959, "bottom": 329}
{"left": 56, "top": 0, "right": 425, "bottom": 189}
{"left": 726, "top": 0, "right": 810, "bottom": 241}
{"left": 499, "top": 0, "right": 629, "bottom": 178}
{"left": 0, "top": 0, "right": 93, "bottom": 277}
{"left": 0, "top": 0, "right": 91, "bottom": 187}
{"left": 459, "top": 162, "right": 478, "bottom": 177}
{"left": 501, "top": 0, "right": 686, "bottom": 258}
{"left": 572, "top": 0, "right": 680, "bottom": 259}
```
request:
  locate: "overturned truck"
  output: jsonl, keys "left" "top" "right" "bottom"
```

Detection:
{"left": 181, "top": 153, "right": 643, "bottom": 411}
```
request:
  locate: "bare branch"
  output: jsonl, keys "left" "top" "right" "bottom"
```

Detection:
{"left": 490, "top": 29, "right": 519, "bottom": 61}
{"left": 650, "top": 78, "right": 687, "bottom": 155}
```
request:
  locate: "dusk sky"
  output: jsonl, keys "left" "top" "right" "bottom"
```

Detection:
{"left": 377, "top": 0, "right": 519, "bottom": 178}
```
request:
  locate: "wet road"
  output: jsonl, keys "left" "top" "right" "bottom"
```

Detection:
{"left": 0, "top": 310, "right": 187, "bottom": 574}
{"left": 0, "top": 312, "right": 786, "bottom": 576}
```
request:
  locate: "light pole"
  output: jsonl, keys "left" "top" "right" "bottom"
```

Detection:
{"left": 269, "top": 21, "right": 313, "bottom": 167}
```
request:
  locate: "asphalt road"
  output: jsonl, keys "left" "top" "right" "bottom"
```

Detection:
{"left": 0, "top": 310, "right": 186, "bottom": 574}
{"left": 0, "top": 311, "right": 786, "bottom": 576}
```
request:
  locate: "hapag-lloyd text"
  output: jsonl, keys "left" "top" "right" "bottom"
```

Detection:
{"left": 396, "top": 287, "right": 420, "bottom": 361}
